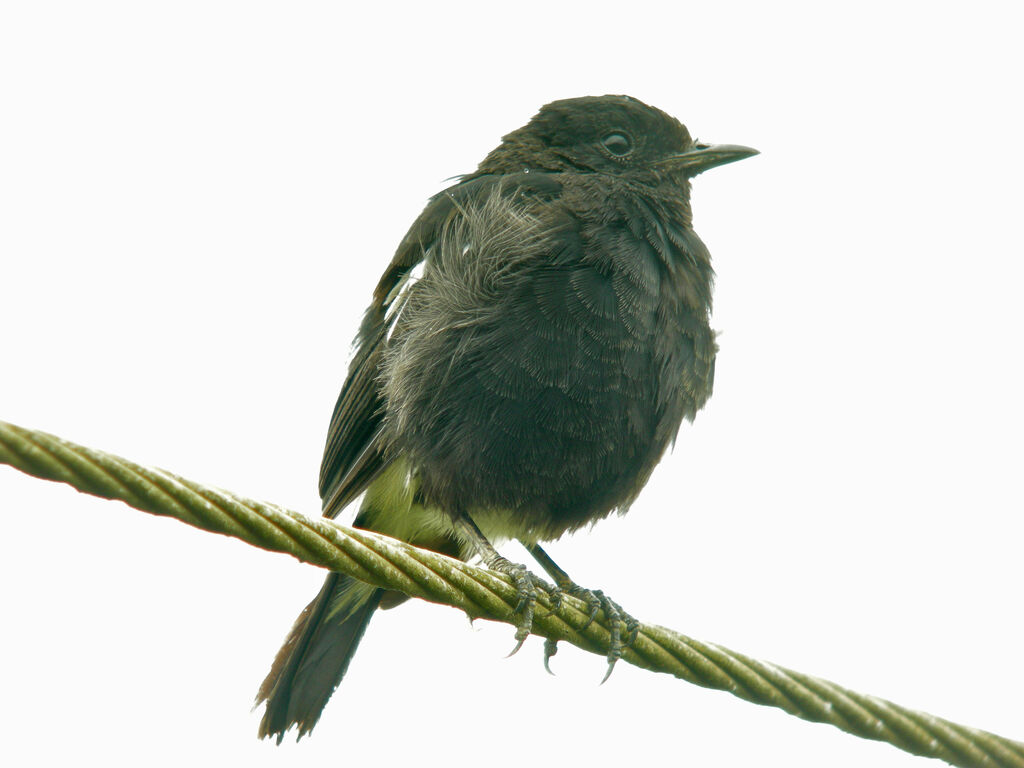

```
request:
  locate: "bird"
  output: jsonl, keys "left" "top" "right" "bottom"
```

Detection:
{"left": 255, "top": 94, "right": 756, "bottom": 742}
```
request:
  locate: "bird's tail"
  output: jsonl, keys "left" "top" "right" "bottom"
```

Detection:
{"left": 257, "top": 460, "right": 458, "bottom": 741}
{"left": 255, "top": 571, "right": 382, "bottom": 743}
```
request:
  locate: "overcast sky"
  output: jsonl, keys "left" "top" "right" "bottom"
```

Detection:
{"left": 2, "top": 2, "right": 1022, "bottom": 766}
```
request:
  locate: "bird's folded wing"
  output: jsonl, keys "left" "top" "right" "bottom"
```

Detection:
{"left": 317, "top": 172, "right": 563, "bottom": 518}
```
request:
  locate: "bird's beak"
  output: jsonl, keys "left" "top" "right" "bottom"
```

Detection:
{"left": 661, "top": 143, "right": 759, "bottom": 175}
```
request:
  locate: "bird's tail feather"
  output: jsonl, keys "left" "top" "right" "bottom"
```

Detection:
{"left": 256, "top": 572, "right": 382, "bottom": 743}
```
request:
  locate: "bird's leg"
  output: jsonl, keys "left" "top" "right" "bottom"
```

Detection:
{"left": 450, "top": 511, "right": 553, "bottom": 656}
{"left": 522, "top": 541, "right": 639, "bottom": 682}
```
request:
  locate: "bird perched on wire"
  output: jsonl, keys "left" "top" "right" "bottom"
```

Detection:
{"left": 256, "top": 94, "right": 757, "bottom": 742}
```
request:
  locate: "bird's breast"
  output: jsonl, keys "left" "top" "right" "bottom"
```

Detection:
{"left": 379, "top": 192, "right": 714, "bottom": 539}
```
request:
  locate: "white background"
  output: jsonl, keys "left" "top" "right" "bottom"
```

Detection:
{"left": 1, "top": 2, "right": 1021, "bottom": 766}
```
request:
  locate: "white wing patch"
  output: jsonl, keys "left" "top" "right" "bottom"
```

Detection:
{"left": 383, "top": 258, "right": 428, "bottom": 344}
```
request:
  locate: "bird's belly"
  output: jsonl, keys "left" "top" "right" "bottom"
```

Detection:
{"left": 379, "top": 230, "right": 714, "bottom": 541}
{"left": 386, "top": 311, "right": 683, "bottom": 540}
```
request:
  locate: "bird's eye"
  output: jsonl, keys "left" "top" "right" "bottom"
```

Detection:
{"left": 601, "top": 132, "right": 633, "bottom": 157}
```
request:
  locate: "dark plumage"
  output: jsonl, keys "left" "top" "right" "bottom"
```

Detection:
{"left": 256, "top": 95, "right": 756, "bottom": 741}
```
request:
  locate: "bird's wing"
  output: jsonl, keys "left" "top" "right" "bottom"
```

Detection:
{"left": 318, "top": 172, "right": 562, "bottom": 518}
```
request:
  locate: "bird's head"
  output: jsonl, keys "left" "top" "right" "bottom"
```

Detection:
{"left": 476, "top": 95, "right": 757, "bottom": 181}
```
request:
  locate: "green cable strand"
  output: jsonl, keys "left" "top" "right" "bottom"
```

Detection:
{"left": 1, "top": 420, "right": 1021, "bottom": 768}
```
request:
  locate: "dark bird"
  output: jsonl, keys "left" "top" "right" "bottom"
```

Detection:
{"left": 256, "top": 94, "right": 756, "bottom": 741}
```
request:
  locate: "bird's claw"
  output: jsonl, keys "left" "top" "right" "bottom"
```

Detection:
{"left": 487, "top": 558, "right": 553, "bottom": 657}
{"left": 563, "top": 585, "right": 638, "bottom": 682}
{"left": 542, "top": 637, "right": 558, "bottom": 675}
{"left": 536, "top": 585, "right": 563, "bottom": 619}
{"left": 488, "top": 556, "right": 638, "bottom": 682}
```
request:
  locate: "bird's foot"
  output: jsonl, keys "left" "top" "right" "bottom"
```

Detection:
{"left": 545, "top": 583, "right": 639, "bottom": 682}
{"left": 485, "top": 555, "right": 555, "bottom": 656}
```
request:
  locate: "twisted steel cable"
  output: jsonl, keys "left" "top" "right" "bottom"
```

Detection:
{"left": 1, "top": 420, "right": 1021, "bottom": 768}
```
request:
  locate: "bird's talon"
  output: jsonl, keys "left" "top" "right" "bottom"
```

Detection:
{"left": 625, "top": 619, "right": 641, "bottom": 646}
{"left": 600, "top": 659, "right": 619, "bottom": 685}
{"left": 536, "top": 587, "right": 563, "bottom": 619}
{"left": 571, "top": 587, "right": 604, "bottom": 633}
{"left": 554, "top": 582, "right": 638, "bottom": 682}
{"left": 486, "top": 558, "right": 558, "bottom": 654}
{"left": 506, "top": 634, "right": 528, "bottom": 658}
{"left": 549, "top": 589, "right": 563, "bottom": 609}
{"left": 543, "top": 638, "right": 558, "bottom": 675}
